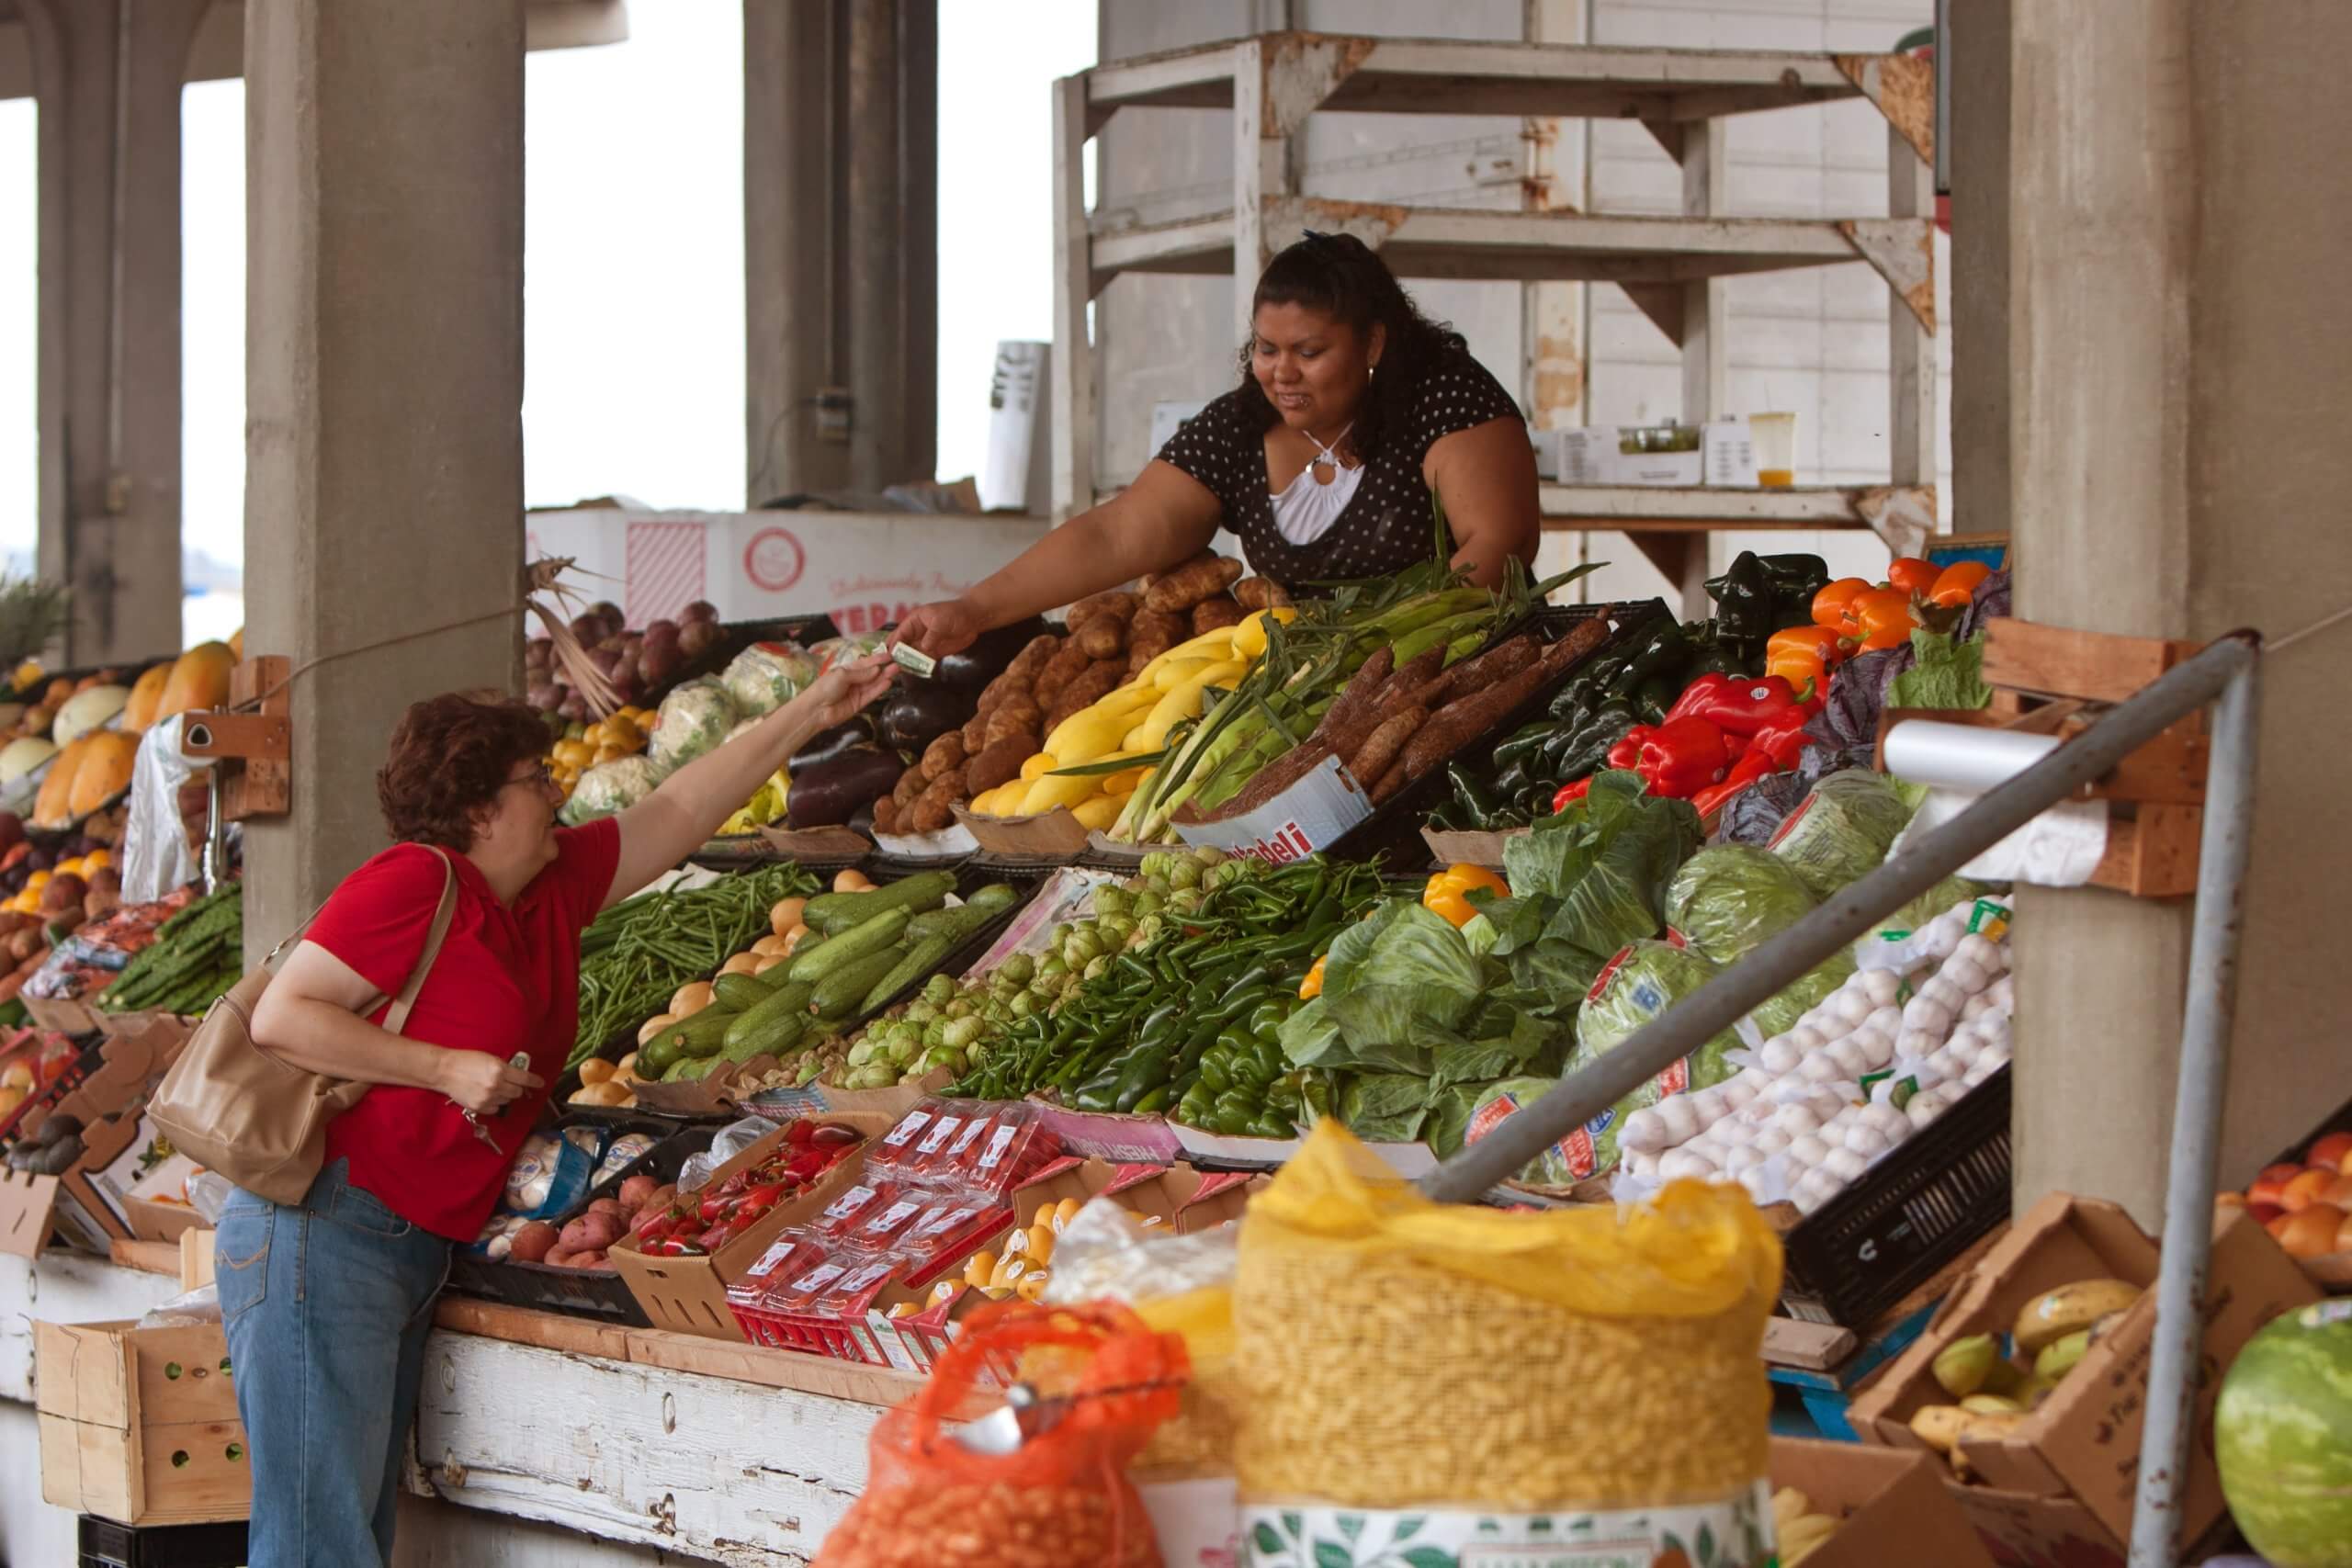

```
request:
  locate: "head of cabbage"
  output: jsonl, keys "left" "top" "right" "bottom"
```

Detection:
{"left": 1663, "top": 845, "right": 1817, "bottom": 964}
{"left": 1767, "top": 768, "right": 1914, "bottom": 897}
{"left": 650, "top": 679, "right": 739, "bottom": 768}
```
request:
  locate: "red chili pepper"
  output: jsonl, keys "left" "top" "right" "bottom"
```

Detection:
{"left": 786, "top": 1120, "right": 816, "bottom": 1146}
{"left": 1551, "top": 777, "right": 1593, "bottom": 812}
{"left": 1634, "top": 716, "right": 1734, "bottom": 799}
{"left": 697, "top": 1191, "right": 741, "bottom": 1224}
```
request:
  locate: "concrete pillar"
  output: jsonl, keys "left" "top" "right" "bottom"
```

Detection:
{"left": 1979, "top": 0, "right": 2352, "bottom": 1224}
{"left": 241, "top": 0, "right": 525, "bottom": 954}
{"left": 23, "top": 0, "right": 206, "bottom": 663}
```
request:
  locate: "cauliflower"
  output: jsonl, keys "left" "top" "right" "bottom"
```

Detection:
{"left": 722, "top": 642, "right": 819, "bottom": 716}
{"left": 560, "top": 755, "right": 666, "bottom": 825}
{"left": 650, "top": 678, "right": 739, "bottom": 767}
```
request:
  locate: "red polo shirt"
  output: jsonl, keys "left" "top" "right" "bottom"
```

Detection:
{"left": 309, "top": 818, "right": 619, "bottom": 1240}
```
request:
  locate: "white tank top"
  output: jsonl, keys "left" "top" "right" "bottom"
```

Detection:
{"left": 1267, "top": 425, "right": 1363, "bottom": 546}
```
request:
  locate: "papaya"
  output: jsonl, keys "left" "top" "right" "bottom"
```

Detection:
{"left": 33, "top": 738, "right": 89, "bottom": 829}
{"left": 156, "top": 641, "right": 235, "bottom": 724}
{"left": 122, "top": 664, "right": 173, "bottom": 731}
{"left": 68, "top": 732, "right": 137, "bottom": 817}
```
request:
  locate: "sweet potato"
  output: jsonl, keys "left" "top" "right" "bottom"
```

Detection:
{"left": 960, "top": 712, "right": 991, "bottom": 752}
{"left": 1348, "top": 707, "right": 1424, "bottom": 790}
{"left": 963, "top": 737, "right": 1031, "bottom": 796}
{"left": 1073, "top": 615, "right": 1127, "bottom": 660}
{"left": 919, "top": 730, "right": 967, "bottom": 783}
{"left": 1371, "top": 755, "right": 1412, "bottom": 807}
{"left": 1006, "top": 634, "right": 1062, "bottom": 681}
{"left": 1190, "top": 595, "right": 1244, "bottom": 635}
{"left": 1067, "top": 590, "right": 1138, "bottom": 626}
{"left": 1035, "top": 643, "right": 1093, "bottom": 703}
{"left": 1394, "top": 631, "right": 1597, "bottom": 783}
{"left": 909, "top": 776, "right": 959, "bottom": 835}
{"left": 1141, "top": 552, "right": 1244, "bottom": 615}
{"left": 1420, "top": 634, "right": 1535, "bottom": 709}
{"left": 985, "top": 698, "right": 1045, "bottom": 749}
{"left": 1232, "top": 576, "right": 1292, "bottom": 613}
{"left": 891, "top": 765, "right": 929, "bottom": 810}
{"left": 1304, "top": 645, "right": 1395, "bottom": 761}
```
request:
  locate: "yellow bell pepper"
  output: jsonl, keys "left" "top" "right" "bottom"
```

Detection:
{"left": 1298, "top": 953, "right": 1327, "bottom": 999}
{"left": 1233, "top": 605, "right": 1299, "bottom": 660}
{"left": 1422, "top": 863, "right": 1510, "bottom": 928}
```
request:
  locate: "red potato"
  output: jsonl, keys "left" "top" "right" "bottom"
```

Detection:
{"left": 558, "top": 1218, "right": 596, "bottom": 1252}
{"left": 569, "top": 1250, "right": 609, "bottom": 1269}
{"left": 543, "top": 1247, "right": 578, "bottom": 1269}
{"left": 586, "top": 1198, "right": 627, "bottom": 1222}
{"left": 619, "top": 1174, "right": 658, "bottom": 1209}
{"left": 576, "top": 1212, "right": 624, "bottom": 1252}
{"left": 509, "top": 1221, "right": 560, "bottom": 1265}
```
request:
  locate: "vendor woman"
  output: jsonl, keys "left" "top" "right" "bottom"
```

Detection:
{"left": 896, "top": 231, "right": 1540, "bottom": 659}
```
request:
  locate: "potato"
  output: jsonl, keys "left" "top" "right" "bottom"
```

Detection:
{"left": 1072, "top": 615, "right": 1126, "bottom": 660}
{"left": 909, "top": 777, "right": 958, "bottom": 835}
{"left": 586, "top": 1198, "right": 628, "bottom": 1222}
{"left": 619, "top": 1173, "right": 658, "bottom": 1209}
{"left": 576, "top": 1212, "right": 624, "bottom": 1252}
{"left": 872, "top": 796, "right": 900, "bottom": 833}
{"left": 960, "top": 712, "right": 991, "bottom": 751}
{"left": 1191, "top": 595, "right": 1244, "bottom": 635}
{"left": 615, "top": 1051, "right": 639, "bottom": 1079}
{"left": 920, "top": 730, "right": 967, "bottom": 782}
{"left": 509, "top": 1221, "right": 560, "bottom": 1264}
{"left": 637, "top": 1013, "right": 677, "bottom": 1046}
{"left": 543, "top": 1247, "right": 578, "bottom": 1269}
{"left": 985, "top": 701, "right": 1045, "bottom": 750}
{"left": 1005, "top": 633, "right": 1062, "bottom": 681}
{"left": 1142, "top": 552, "right": 1244, "bottom": 614}
{"left": 1035, "top": 643, "right": 1092, "bottom": 702}
{"left": 558, "top": 1217, "right": 597, "bottom": 1252}
{"left": 578, "top": 1058, "right": 616, "bottom": 1087}
{"left": 1067, "top": 589, "right": 1138, "bottom": 626}
{"left": 754, "top": 953, "right": 788, "bottom": 976}
{"left": 963, "top": 737, "right": 1032, "bottom": 797}
{"left": 891, "top": 765, "right": 928, "bottom": 811}
{"left": 751, "top": 934, "right": 789, "bottom": 958}
{"left": 768, "top": 897, "right": 808, "bottom": 937}
{"left": 569, "top": 1250, "right": 609, "bottom": 1270}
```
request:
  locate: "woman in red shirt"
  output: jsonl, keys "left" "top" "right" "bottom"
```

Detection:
{"left": 211, "top": 655, "right": 888, "bottom": 1568}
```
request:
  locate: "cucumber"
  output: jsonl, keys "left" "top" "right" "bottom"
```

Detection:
{"left": 722, "top": 980, "right": 817, "bottom": 1054}
{"left": 804, "top": 872, "right": 956, "bottom": 935}
{"left": 662, "top": 1007, "right": 741, "bottom": 1060}
{"left": 809, "top": 947, "right": 910, "bottom": 1021}
{"left": 858, "top": 934, "right": 956, "bottom": 1018}
{"left": 905, "top": 900, "right": 1012, "bottom": 947}
{"left": 788, "top": 907, "right": 910, "bottom": 985}
{"left": 713, "top": 973, "right": 776, "bottom": 1012}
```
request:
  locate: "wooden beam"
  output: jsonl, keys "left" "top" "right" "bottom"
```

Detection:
{"left": 1049, "top": 73, "right": 1094, "bottom": 521}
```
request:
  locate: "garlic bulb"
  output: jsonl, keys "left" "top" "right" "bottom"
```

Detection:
{"left": 1786, "top": 1134, "right": 1831, "bottom": 1168}
{"left": 1823, "top": 1146, "right": 1869, "bottom": 1180}
{"left": 1860, "top": 967, "right": 1903, "bottom": 1007}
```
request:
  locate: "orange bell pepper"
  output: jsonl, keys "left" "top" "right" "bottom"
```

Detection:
{"left": 1422, "top": 863, "right": 1509, "bottom": 927}
{"left": 1765, "top": 647, "right": 1827, "bottom": 696}
{"left": 1768, "top": 624, "right": 1846, "bottom": 667}
{"left": 1929, "top": 559, "right": 1993, "bottom": 608}
{"left": 1886, "top": 557, "right": 1939, "bottom": 596}
{"left": 1298, "top": 953, "right": 1327, "bottom": 999}
{"left": 1812, "top": 577, "right": 1871, "bottom": 630}
{"left": 1849, "top": 586, "right": 1918, "bottom": 650}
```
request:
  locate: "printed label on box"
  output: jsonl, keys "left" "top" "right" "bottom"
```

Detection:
{"left": 882, "top": 1113, "right": 931, "bottom": 1148}
{"left": 947, "top": 1118, "right": 989, "bottom": 1159}
{"left": 1238, "top": 1485, "right": 1770, "bottom": 1566}
{"left": 821, "top": 1185, "right": 878, "bottom": 1224}
{"left": 787, "top": 1261, "right": 846, "bottom": 1297}
{"left": 917, "top": 1116, "right": 963, "bottom": 1156}
{"left": 978, "top": 1123, "right": 1019, "bottom": 1171}
{"left": 1171, "top": 754, "right": 1372, "bottom": 865}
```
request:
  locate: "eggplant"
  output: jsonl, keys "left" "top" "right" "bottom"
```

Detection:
{"left": 932, "top": 615, "right": 1052, "bottom": 694}
{"left": 787, "top": 715, "right": 876, "bottom": 775}
{"left": 786, "top": 746, "right": 910, "bottom": 829}
{"left": 876, "top": 686, "right": 973, "bottom": 752}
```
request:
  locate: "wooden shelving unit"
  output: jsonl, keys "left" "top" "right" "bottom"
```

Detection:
{"left": 1051, "top": 32, "right": 1940, "bottom": 604}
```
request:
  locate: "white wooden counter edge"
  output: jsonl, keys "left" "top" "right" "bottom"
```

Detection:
{"left": 1, "top": 1250, "right": 882, "bottom": 1567}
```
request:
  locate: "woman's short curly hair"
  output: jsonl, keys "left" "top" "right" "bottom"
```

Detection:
{"left": 378, "top": 694, "right": 553, "bottom": 850}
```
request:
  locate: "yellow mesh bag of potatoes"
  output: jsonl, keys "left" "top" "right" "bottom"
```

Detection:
{"left": 1234, "top": 1121, "right": 1781, "bottom": 1511}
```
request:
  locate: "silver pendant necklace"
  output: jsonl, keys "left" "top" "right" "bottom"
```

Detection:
{"left": 1306, "top": 423, "right": 1353, "bottom": 486}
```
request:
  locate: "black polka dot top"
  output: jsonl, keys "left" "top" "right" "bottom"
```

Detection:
{"left": 1155, "top": 344, "right": 1524, "bottom": 588}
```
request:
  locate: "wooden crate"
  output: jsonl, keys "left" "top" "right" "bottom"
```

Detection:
{"left": 35, "top": 1318, "right": 250, "bottom": 1526}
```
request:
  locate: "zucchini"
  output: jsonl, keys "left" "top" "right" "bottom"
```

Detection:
{"left": 713, "top": 973, "right": 776, "bottom": 1012}
{"left": 904, "top": 900, "right": 1010, "bottom": 947}
{"left": 858, "top": 934, "right": 957, "bottom": 1018}
{"left": 662, "top": 1007, "right": 741, "bottom": 1060}
{"left": 966, "top": 882, "right": 1021, "bottom": 915}
{"left": 721, "top": 1010, "right": 805, "bottom": 1064}
{"left": 722, "top": 980, "right": 817, "bottom": 1054}
{"left": 788, "top": 907, "right": 910, "bottom": 985}
{"left": 809, "top": 947, "right": 910, "bottom": 1021}
{"left": 804, "top": 871, "right": 956, "bottom": 935}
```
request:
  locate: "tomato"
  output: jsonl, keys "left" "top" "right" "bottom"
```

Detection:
{"left": 1885, "top": 558, "right": 1939, "bottom": 596}
{"left": 1812, "top": 577, "right": 1872, "bottom": 630}
{"left": 1928, "top": 559, "right": 1993, "bottom": 608}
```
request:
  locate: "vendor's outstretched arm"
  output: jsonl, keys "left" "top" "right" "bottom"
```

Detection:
{"left": 1426, "top": 416, "right": 1542, "bottom": 589}
{"left": 895, "top": 462, "right": 1224, "bottom": 658}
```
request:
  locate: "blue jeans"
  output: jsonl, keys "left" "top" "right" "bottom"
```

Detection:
{"left": 216, "top": 1158, "right": 450, "bottom": 1568}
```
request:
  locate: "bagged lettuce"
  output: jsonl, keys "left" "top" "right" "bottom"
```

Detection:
{"left": 1742, "top": 952, "right": 1857, "bottom": 1043}
{"left": 560, "top": 754, "right": 666, "bottom": 825}
{"left": 1663, "top": 845, "right": 1817, "bottom": 964}
{"left": 1766, "top": 768, "right": 1913, "bottom": 897}
{"left": 1551, "top": 940, "right": 1743, "bottom": 1179}
{"left": 650, "top": 678, "right": 740, "bottom": 768}
{"left": 721, "top": 642, "right": 819, "bottom": 716}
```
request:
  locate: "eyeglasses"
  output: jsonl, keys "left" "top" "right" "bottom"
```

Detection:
{"left": 508, "top": 761, "right": 555, "bottom": 791}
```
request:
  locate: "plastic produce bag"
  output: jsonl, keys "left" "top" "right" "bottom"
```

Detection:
{"left": 137, "top": 1281, "right": 221, "bottom": 1329}
{"left": 1662, "top": 844, "right": 1817, "bottom": 964}
{"left": 677, "top": 1116, "right": 772, "bottom": 1194}
{"left": 1766, "top": 768, "right": 1914, "bottom": 897}
{"left": 1233, "top": 1122, "right": 1778, "bottom": 1552}
{"left": 722, "top": 642, "right": 818, "bottom": 716}
{"left": 560, "top": 754, "right": 666, "bottom": 826}
{"left": 816, "top": 1301, "right": 1186, "bottom": 1568}
{"left": 122, "top": 717, "right": 205, "bottom": 904}
{"left": 649, "top": 677, "right": 740, "bottom": 768}
{"left": 1740, "top": 951, "right": 1858, "bottom": 1044}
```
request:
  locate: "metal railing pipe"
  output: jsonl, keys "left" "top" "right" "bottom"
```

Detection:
{"left": 1420, "top": 630, "right": 2259, "bottom": 1204}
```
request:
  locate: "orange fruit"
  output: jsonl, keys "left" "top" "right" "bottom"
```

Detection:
{"left": 1929, "top": 559, "right": 1994, "bottom": 607}
{"left": 1812, "top": 578, "right": 1872, "bottom": 630}
{"left": 2279, "top": 1168, "right": 2339, "bottom": 1213}
{"left": 2306, "top": 1131, "right": 2352, "bottom": 1172}
{"left": 1886, "top": 558, "right": 1939, "bottom": 595}
{"left": 2268, "top": 1203, "right": 2346, "bottom": 1259}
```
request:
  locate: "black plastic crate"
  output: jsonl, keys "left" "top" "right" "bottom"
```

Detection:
{"left": 1316, "top": 598, "right": 1668, "bottom": 872}
{"left": 1777, "top": 1065, "right": 2014, "bottom": 1329}
{"left": 443, "top": 1117, "right": 710, "bottom": 1325}
{"left": 77, "top": 1516, "right": 248, "bottom": 1568}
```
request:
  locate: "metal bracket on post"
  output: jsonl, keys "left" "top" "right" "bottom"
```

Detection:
{"left": 177, "top": 656, "right": 292, "bottom": 824}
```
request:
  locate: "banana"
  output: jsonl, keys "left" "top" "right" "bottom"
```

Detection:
{"left": 1780, "top": 1514, "right": 1839, "bottom": 1565}
{"left": 1933, "top": 1333, "right": 2000, "bottom": 1398}
{"left": 1770, "top": 1487, "right": 1812, "bottom": 1529}
{"left": 2013, "top": 1278, "right": 2142, "bottom": 1356}
{"left": 2034, "top": 1327, "right": 2094, "bottom": 1383}
{"left": 1949, "top": 1410, "right": 2030, "bottom": 1480}
{"left": 1909, "top": 1404, "right": 1971, "bottom": 1454}
{"left": 1962, "top": 1393, "right": 2026, "bottom": 1416}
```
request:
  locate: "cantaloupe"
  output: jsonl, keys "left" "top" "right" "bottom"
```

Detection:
{"left": 0, "top": 737, "right": 54, "bottom": 786}
{"left": 53, "top": 685, "right": 128, "bottom": 747}
{"left": 156, "top": 642, "right": 234, "bottom": 725}
{"left": 67, "top": 732, "right": 136, "bottom": 818}
{"left": 32, "top": 737, "right": 89, "bottom": 829}
{"left": 122, "top": 664, "right": 173, "bottom": 732}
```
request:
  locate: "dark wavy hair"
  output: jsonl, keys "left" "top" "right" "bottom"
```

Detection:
{"left": 1231, "top": 231, "right": 1467, "bottom": 463}
{"left": 378, "top": 694, "right": 554, "bottom": 850}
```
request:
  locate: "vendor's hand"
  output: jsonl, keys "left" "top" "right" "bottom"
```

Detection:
{"left": 890, "top": 598, "right": 984, "bottom": 660}
{"left": 792, "top": 654, "right": 894, "bottom": 731}
{"left": 441, "top": 1051, "right": 542, "bottom": 1118}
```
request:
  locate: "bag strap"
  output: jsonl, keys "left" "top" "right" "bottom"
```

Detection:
{"left": 383, "top": 850, "right": 460, "bottom": 1037}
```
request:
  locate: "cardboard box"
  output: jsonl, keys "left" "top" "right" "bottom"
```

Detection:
{"left": 953, "top": 803, "right": 1091, "bottom": 860}
{"left": 0, "top": 1167, "right": 62, "bottom": 1257}
{"left": 1769, "top": 1438, "right": 1997, "bottom": 1568}
{"left": 36, "top": 1318, "right": 249, "bottom": 1526}
{"left": 606, "top": 1110, "right": 895, "bottom": 1339}
{"left": 1171, "top": 752, "right": 1372, "bottom": 865}
{"left": 1848, "top": 1195, "right": 2320, "bottom": 1561}
{"left": 1420, "top": 823, "right": 1524, "bottom": 871}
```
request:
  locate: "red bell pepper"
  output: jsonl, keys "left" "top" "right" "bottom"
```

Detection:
{"left": 1551, "top": 777, "right": 1593, "bottom": 811}
{"left": 1606, "top": 726, "right": 1648, "bottom": 772}
{"left": 1689, "top": 698, "right": 1818, "bottom": 817}
{"left": 1690, "top": 750, "right": 1777, "bottom": 818}
{"left": 1666, "top": 672, "right": 1817, "bottom": 737}
{"left": 1633, "top": 716, "right": 1734, "bottom": 799}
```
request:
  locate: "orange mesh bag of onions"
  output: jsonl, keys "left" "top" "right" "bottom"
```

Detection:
{"left": 814, "top": 1300, "right": 1188, "bottom": 1568}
